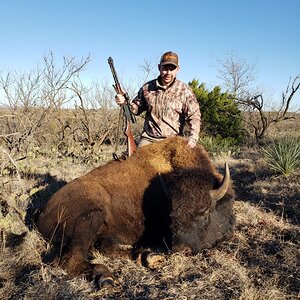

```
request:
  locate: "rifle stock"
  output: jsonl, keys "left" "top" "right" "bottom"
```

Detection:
{"left": 125, "top": 122, "right": 136, "bottom": 156}
{"left": 108, "top": 57, "right": 137, "bottom": 157}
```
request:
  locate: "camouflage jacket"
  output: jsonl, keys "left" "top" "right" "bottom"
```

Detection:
{"left": 131, "top": 76, "right": 201, "bottom": 144}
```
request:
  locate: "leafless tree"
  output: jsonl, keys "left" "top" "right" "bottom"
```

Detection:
{"left": 0, "top": 51, "right": 91, "bottom": 155}
{"left": 92, "top": 79, "right": 116, "bottom": 109}
{"left": 139, "top": 58, "right": 157, "bottom": 85}
{"left": 242, "top": 75, "right": 300, "bottom": 139}
{"left": 217, "top": 52, "right": 299, "bottom": 139}
{"left": 217, "top": 51, "right": 257, "bottom": 98}
{"left": 67, "top": 80, "right": 118, "bottom": 149}
{"left": 43, "top": 50, "right": 91, "bottom": 109}
{"left": 0, "top": 67, "right": 49, "bottom": 153}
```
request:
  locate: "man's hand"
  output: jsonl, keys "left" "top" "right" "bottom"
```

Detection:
{"left": 187, "top": 139, "right": 197, "bottom": 148}
{"left": 115, "top": 94, "right": 126, "bottom": 105}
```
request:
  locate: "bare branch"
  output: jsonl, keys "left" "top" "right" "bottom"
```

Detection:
{"left": 240, "top": 75, "right": 299, "bottom": 139}
{"left": 0, "top": 146, "right": 24, "bottom": 192}
{"left": 0, "top": 132, "right": 20, "bottom": 138}
{"left": 217, "top": 51, "right": 257, "bottom": 97}
{"left": 139, "top": 59, "right": 156, "bottom": 84}
{"left": 43, "top": 50, "right": 91, "bottom": 108}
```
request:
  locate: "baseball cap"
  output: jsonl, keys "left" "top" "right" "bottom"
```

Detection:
{"left": 160, "top": 51, "right": 179, "bottom": 67}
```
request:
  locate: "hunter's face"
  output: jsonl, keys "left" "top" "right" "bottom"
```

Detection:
{"left": 159, "top": 64, "right": 179, "bottom": 85}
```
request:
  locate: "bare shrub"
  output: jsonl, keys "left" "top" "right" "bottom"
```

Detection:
{"left": 216, "top": 52, "right": 300, "bottom": 140}
{"left": 0, "top": 51, "right": 91, "bottom": 156}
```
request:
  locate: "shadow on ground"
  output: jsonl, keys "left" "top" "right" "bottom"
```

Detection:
{"left": 231, "top": 163, "right": 300, "bottom": 225}
{"left": 24, "top": 172, "right": 67, "bottom": 230}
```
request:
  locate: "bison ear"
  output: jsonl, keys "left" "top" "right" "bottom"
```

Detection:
{"left": 209, "top": 163, "right": 230, "bottom": 206}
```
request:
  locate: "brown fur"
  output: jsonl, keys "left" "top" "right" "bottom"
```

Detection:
{"left": 36, "top": 136, "right": 235, "bottom": 281}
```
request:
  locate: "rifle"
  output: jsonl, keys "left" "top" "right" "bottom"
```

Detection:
{"left": 108, "top": 57, "right": 137, "bottom": 158}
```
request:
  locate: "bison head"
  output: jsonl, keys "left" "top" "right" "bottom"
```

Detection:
{"left": 164, "top": 162, "right": 235, "bottom": 253}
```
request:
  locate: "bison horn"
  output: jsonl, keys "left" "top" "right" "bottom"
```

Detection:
{"left": 209, "top": 163, "right": 230, "bottom": 205}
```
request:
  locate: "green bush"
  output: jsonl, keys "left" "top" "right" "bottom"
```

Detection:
{"left": 262, "top": 137, "right": 300, "bottom": 176}
{"left": 189, "top": 80, "right": 245, "bottom": 143}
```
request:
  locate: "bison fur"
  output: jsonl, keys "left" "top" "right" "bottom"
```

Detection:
{"left": 36, "top": 136, "right": 235, "bottom": 283}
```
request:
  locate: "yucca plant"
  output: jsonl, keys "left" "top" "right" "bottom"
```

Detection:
{"left": 262, "top": 137, "right": 300, "bottom": 176}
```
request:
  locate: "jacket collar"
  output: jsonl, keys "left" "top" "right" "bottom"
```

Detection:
{"left": 156, "top": 75, "right": 176, "bottom": 90}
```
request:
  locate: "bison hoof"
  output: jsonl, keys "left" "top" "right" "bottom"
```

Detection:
{"left": 140, "top": 251, "right": 165, "bottom": 269}
{"left": 95, "top": 275, "right": 114, "bottom": 289}
{"left": 172, "top": 244, "right": 193, "bottom": 255}
{"left": 93, "top": 264, "right": 114, "bottom": 289}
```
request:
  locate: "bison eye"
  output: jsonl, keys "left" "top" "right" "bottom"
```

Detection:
{"left": 193, "top": 210, "right": 210, "bottom": 223}
{"left": 196, "top": 206, "right": 208, "bottom": 215}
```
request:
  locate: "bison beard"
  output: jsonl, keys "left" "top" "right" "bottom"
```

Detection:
{"left": 36, "top": 136, "right": 235, "bottom": 285}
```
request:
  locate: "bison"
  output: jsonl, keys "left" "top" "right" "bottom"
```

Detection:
{"left": 36, "top": 136, "right": 235, "bottom": 285}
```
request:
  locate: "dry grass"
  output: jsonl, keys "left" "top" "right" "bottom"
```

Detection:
{"left": 1, "top": 138, "right": 300, "bottom": 299}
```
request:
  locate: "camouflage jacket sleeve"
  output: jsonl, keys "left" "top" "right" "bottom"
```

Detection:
{"left": 130, "top": 88, "right": 147, "bottom": 115}
{"left": 183, "top": 87, "right": 201, "bottom": 144}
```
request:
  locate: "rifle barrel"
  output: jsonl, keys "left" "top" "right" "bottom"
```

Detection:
{"left": 108, "top": 57, "right": 122, "bottom": 92}
{"left": 108, "top": 56, "right": 137, "bottom": 157}
{"left": 108, "top": 57, "right": 136, "bottom": 124}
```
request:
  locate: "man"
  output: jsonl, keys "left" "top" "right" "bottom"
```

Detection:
{"left": 115, "top": 51, "right": 201, "bottom": 148}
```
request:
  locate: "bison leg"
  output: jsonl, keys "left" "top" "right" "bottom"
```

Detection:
{"left": 61, "top": 209, "right": 114, "bottom": 284}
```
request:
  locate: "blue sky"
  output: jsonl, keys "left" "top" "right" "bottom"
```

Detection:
{"left": 1, "top": 0, "right": 299, "bottom": 107}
